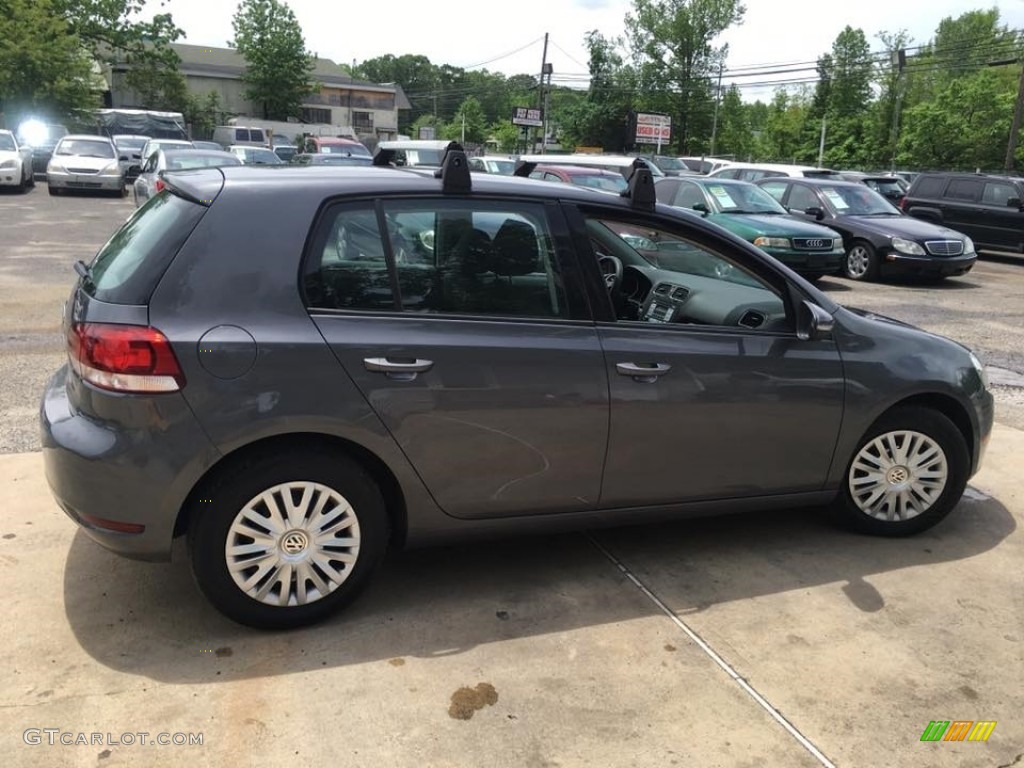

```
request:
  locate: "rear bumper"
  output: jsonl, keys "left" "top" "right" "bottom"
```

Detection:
{"left": 884, "top": 251, "right": 977, "bottom": 277}
{"left": 40, "top": 365, "right": 219, "bottom": 561}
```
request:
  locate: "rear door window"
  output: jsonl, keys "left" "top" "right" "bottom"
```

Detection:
{"left": 235, "top": 129, "right": 249, "bottom": 142}
{"left": 250, "top": 129, "right": 265, "bottom": 143}
{"left": 86, "top": 194, "right": 207, "bottom": 305}
{"left": 945, "top": 179, "right": 983, "bottom": 202}
{"left": 913, "top": 176, "right": 946, "bottom": 198}
{"left": 982, "top": 181, "right": 1018, "bottom": 206}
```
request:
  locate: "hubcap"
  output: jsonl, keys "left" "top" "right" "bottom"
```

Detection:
{"left": 225, "top": 481, "right": 361, "bottom": 607}
{"left": 848, "top": 430, "right": 948, "bottom": 521}
{"left": 847, "top": 247, "right": 869, "bottom": 277}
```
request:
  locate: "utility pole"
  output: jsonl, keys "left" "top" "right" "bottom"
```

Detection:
{"left": 888, "top": 48, "right": 906, "bottom": 172}
{"left": 817, "top": 116, "right": 827, "bottom": 167}
{"left": 1005, "top": 58, "right": 1024, "bottom": 173}
{"left": 709, "top": 61, "right": 724, "bottom": 158}
{"left": 538, "top": 32, "right": 549, "bottom": 153}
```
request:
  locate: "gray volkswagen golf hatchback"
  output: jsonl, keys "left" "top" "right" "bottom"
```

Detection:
{"left": 41, "top": 145, "right": 994, "bottom": 629}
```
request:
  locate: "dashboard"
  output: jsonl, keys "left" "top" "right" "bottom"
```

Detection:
{"left": 624, "top": 266, "right": 789, "bottom": 330}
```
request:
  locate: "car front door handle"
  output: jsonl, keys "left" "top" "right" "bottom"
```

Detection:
{"left": 363, "top": 357, "right": 434, "bottom": 381}
{"left": 616, "top": 362, "right": 671, "bottom": 383}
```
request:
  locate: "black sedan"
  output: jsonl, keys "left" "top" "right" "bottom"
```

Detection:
{"left": 755, "top": 178, "right": 977, "bottom": 281}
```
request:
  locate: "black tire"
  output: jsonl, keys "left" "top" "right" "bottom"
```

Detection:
{"left": 18, "top": 168, "right": 29, "bottom": 193}
{"left": 188, "top": 451, "right": 390, "bottom": 629}
{"left": 48, "top": 186, "right": 59, "bottom": 197}
{"left": 843, "top": 240, "right": 880, "bottom": 281}
{"left": 833, "top": 406, "right": 969, "bottom": 536}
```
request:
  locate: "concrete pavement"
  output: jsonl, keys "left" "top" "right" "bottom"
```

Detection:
{"left": 1, "top": 425, "right": 1021, "bottom": 767}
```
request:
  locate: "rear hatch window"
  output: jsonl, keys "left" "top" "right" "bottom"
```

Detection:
{"left": 85, "top": 193, "right": 206, "bottom": 305}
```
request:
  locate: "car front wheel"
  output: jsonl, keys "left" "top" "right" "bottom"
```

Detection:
{"left": 188, "top": 452, "right": 390, "bottom": 629}
{"left": 835, "top": 406, "right": 969, "bottom": 536}
{"left": 843, "top": 241, "right": 879, "bottom": 281}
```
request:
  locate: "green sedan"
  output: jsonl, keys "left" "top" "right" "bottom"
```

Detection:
{"left": 655, "top": 176, "right": 845, "bottom": 278}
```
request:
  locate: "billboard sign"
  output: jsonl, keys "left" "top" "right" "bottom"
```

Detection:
{"left": 635, "top": 112, "right": 671, "bottom": 143}
{"left": 512, "top": 106, "right": 544, "bottom": 127}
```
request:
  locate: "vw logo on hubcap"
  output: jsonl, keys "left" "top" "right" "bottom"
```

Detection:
{"left": 281, "top": 530, "right": 309, "bottom": 555}
{"left": 887, "top": 466, "right": 910, "bottom": 485}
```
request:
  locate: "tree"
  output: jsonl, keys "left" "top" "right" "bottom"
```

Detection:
{"left": 230, "top": 0, "right": 315, "bottom": 120}
{"left": 625, "top": 0, "right": 745, "bottom": 153}
{"left": 0, "top": 0, "right": 101, "bottom": 122}
{"left": 445, "top": 96, "right": 487, "bottom": 144}
{"left": 488, "top": 121, "right": 522, "bottom": 153}
{"left": 558, "top": 31, "right": 634, "bottom": 150}
{"left": 54, "top": 0, "right": 183, "bottom": 65}
{"left": 184, "top": 91, "right": 229, "bottom": 139}
{"left": 714, "top": 85, "right": 750, "bottom": 159}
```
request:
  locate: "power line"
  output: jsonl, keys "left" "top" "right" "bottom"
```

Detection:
{"left": 455, "top": 37, "right": 544, "bottom": 71}
{"left": 548, "top": 39, "right": 589, "bottom": 70}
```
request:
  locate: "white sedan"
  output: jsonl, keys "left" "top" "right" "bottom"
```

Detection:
{"left": 46, "top": 135, "right": 125, "bottom": 196}
{"left": 0, "top": 130, "right": 34, "bottom": 192}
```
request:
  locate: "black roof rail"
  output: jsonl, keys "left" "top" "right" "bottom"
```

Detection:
{"left": 513, "top": 160, "right": 536, "bottom": 177}
{"left": 620, "top": 158, "right": 656, "bottom": 211}
{"left": 434, "top": 141, "right": 471, "bottom": 193}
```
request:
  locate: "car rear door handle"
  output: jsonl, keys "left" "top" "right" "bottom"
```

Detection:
{"left": 616, "top": 362, "right": 671, "bottom": 383}
{"left": 363, "top": 357, "right": 434, "bottom": 381}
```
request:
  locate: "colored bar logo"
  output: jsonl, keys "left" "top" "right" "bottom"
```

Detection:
{"left": 920, "top": 720, "right": 996, "bottom": 742}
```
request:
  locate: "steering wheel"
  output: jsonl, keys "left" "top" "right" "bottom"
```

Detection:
{"left": 598, "top": 255, "right": 624, "bottom": 293}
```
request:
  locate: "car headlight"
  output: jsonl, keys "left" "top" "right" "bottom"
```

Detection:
{"left": 963, "top": 236, "right": 975, "bottom": 254}
{"left": 891, "top": 237, "right": 926, "bottom": 255}
{"left": 47, "top": 162, "right": 63, "bottom": 173}
{"left": 0, "top": 159, "right": 15, "bottom": 170}
{"left": 101, "top": 162, "right": 121, "bottom": 176}
{"left": 969, "top": 351, "right": 989, "bottom": 389}
{"left": 753, "top": 236, "right": 790, "bottom": 248}
{"left": 833, "top": 238, "right": 844, "bottom": 249}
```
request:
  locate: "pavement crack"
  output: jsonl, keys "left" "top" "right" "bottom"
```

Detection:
{"left": 997, "top": 753, "right": 1023, "bottom": 768}
{"left": 586, "top": 532, "right": 837, "bottom": 768}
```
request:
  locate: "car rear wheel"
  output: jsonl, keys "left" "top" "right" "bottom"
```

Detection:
{"left": 843, "top": 241, "right": 879, "bottom": 281}
{"left": 834, "top": 407, "right": 969, "bottom": 536}
{"left": 188, "top": 452, "right": 390, "bottom": 629}
{"left": 48, "top": 186, "right": 60, "bottom": 197}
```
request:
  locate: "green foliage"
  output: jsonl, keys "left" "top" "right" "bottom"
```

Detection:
{"left": 488, "top": 121, "right": 523, "bottom": 153}
{"left": 231, "top": 0, "right": 316, "bottom": 120}
{"left": 0, "top": 0, "right": 102, "bottom": 122}
{"left": 625, "top": 0, "right": 746, "bottom": 153}
{"left": 184, "top": 91, "right": 229, "bottom": 139}
{"left": 444, "top": 96, "right": 487, "bottom": 144}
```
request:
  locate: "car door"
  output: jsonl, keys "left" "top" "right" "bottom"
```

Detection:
{"left": 979, "top": 180, "right": 1024, "bottom": 250}
{"left": 939, "top": 178, "right": 985, "bottom": 240}
{"left": 568, "top": 203, "right": 844, "bottom": 508}
{"left": 307, "top": 197, "right": 609, "bottom": 520}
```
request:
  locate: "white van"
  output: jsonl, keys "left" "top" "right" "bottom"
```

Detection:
{"left": 707, "top": 163, "right": 842, "bottom": 181}
{"left": 212, "top": 125, "right": 268, "bottom": 150}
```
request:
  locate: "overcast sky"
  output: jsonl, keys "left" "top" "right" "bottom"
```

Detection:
{"left": 153, "top": 0, "right": 1024, "bottom": 100}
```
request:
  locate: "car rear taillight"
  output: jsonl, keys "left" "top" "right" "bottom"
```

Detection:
{"left": 899, "top": 196, "right": 907, "bottom": 210}
{"left": 67, "top": 323, "right": 185, "bottom": 393}
{"left": 154, "top": 177, "right": 166, "bottom": 194}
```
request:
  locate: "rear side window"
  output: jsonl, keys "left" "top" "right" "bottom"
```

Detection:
{"left": 913, "top": 176, "right": 946, "bottom": 198}
{"left": 945, "top": 178, "right": 983, "bottom": 202}
{"left": 86, "top": 194, "right": 206, "bottom": 305}
{"left": 250, "top": 129, "right": 265, "bottom": 143}
{"left": 982, "top": 181, "right": 1018, "bottom": 205}
{"left": 304, "top": 200, "right": 572, "bottom": 319}
{"left": 235, "top": 129, "right": 249, "bottom": 142}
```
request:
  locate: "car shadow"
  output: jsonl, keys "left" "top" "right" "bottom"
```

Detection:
{"left": 814, "top": 277, "right": 851, "bottom": 292}
{"left": 62, "top": 491, "right": 1015, "bottom": 684}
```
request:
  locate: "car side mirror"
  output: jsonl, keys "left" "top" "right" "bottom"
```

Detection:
{"left": 796, "top": 300, "right": 834, "bottom": 341}
{"left": 692, "top": 202, "right": 710, "bottom": 217}
{"left": 803, "top": 206, "right": 825, "bottom": 221}
{"left": 1006, "top": 197, "right": 1022, "bottom": 208}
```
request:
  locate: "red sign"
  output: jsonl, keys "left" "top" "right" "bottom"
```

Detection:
{"left": 635, "top": 112, "right": 671, "bottom": 143}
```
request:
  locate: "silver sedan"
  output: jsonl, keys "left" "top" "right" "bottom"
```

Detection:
{"left": 133, "top": 149, "right": 242, "bottom": 207}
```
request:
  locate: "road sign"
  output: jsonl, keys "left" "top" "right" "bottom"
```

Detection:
{"left": 635, "top": 112, "right": 671, "bottom": 143}
{"left": 512, "top": 107, "right": 544, "bottom": 127}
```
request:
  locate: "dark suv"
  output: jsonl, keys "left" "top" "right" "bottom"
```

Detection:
{"left": 41, "top": 145, "right": 993, "bottom": 629}
{"left": 902, "top": 172, "right": 1024, "bottom": 253}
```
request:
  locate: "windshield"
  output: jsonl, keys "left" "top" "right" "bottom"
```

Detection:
{"left": 314, "top": 155, "right": 372, "bottom": 166}
{"left": 819, "top": 184, "right": 900, "bottom": 215}
{"left": 322, "top": 144, "right": 371, "bottom": 157}
{"left": 55, "top": 139, "right": 115, "bottom": 158}
{"left": 114, "top": 138, "right": 147, "bottom": 150}
{"left": 572, "top": 174, "right": 628, "bottom": 193}
{"left": 0, "top": 134, "right": 16, "bottom": 151}
{"left": 167, "top": 153, "right": 242, "bottom": 170}
{"left": 243, "top": 148, "right": 283, "bottom": 164}
{"left": 654, "top": 155, "right": 686, "bottom": 171}
{"left": 705, "top": 182, "right": 787, "bottom": 214}
{"left": 489, "top": 160, "right": 516, "bottom": 175}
